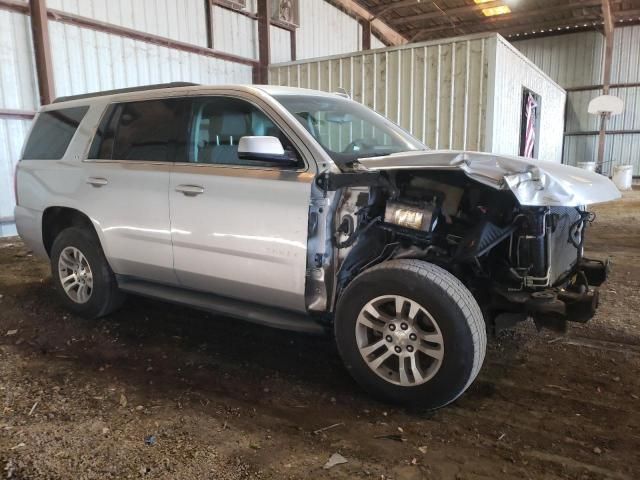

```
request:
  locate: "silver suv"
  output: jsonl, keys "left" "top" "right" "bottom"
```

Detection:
{"left": 15, "top": 83, "right": 620, "bottom": 408}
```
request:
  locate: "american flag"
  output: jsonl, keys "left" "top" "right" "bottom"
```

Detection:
{"left": 523, "top": 93, "right": 538, "bottom": 158}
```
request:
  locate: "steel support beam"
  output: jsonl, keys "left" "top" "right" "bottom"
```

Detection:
{"left": 29, "top": 0, "right": 55, "bottom": 105}
{"left": 597, "top": 0, "right": 615, "bottom": 171}
{"left": 204, "top": 0, "right": 213, "bottom": 49}
{"left": 0, "top": 108, "right": 36, "bottom": 119}
{"left": 256, "top": 0, "right": 270, "bottom": 84}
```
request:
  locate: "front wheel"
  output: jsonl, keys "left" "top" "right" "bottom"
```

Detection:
{"left": 335, "top": 259, "right": 486, "bottom": 409}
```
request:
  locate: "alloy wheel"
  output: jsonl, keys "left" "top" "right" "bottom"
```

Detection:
{"left": 58, "top": 246, "right": 94, "bottom": 304}
{"left": 355, "top": 295, "right": 444, "bottom": 386}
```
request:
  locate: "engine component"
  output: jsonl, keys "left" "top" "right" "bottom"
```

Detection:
{"left": 384, "top": 201, "right": 437, "bottom": 232}
{"left": 456, "top": 220, "right": 516, "bottom": 261}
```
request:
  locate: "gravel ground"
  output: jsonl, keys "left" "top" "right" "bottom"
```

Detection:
{"left": 1, "top": 190, "right": 639, "bottom": 480}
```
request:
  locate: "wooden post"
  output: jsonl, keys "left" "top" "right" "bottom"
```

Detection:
{"left": 29, "top": 0, "right": 55, "bottom": 105}
{"left": 597, "top": 0, "right": 614, "bottom": 172}
{"left": 257, "top": 0, "right": 270, "bottom": 84}
{"left": 204, "top": 0, "right": 213, "bottom": 49}
{"left": 361, "top": 19, "right": 371, "bottom": 51}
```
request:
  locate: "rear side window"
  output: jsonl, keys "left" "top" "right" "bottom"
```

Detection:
{"left": 22, "top": 106, "right": 89, "bottom": 160}
{"left": 89, "top": 98, "right": 189, "bottom": 162}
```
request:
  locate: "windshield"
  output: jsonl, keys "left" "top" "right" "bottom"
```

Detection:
{"left": 274, "top": 94, "right": 426, "bottom": 166}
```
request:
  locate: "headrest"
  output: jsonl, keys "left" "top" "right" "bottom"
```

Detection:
{"left": 212, "top": 112, "right": 248, "bottom": 137}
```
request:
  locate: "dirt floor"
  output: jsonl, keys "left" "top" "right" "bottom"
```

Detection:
{"left": 1, "top": 191, "right": 639, "bottom": 480}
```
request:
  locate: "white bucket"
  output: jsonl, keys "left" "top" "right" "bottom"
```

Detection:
{"left": 578, "top": 161, "right": 597, "bottom": 172}
{"left": 612, "top": 165, "right": 633, "bottom": 191}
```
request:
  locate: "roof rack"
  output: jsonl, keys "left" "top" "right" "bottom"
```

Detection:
{"left": 53, "top": 82, "right": 199, "bottom": 104}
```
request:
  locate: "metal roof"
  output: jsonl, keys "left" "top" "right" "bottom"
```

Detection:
{"left": 358, "top": 0, "right": 640, "bottom": 41}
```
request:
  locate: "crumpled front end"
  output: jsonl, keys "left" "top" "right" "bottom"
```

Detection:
{"left": 358, "top": 149, "right": 622, "bottom": 207}
{"left": 490, "top": 205, "right": 609, "bottom": 332}
{"left": 329, "top": 150, "right": 619, "bottom": 333}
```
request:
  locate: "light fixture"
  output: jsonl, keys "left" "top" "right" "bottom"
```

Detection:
{"left": 482, "top": 5, "right": 511, "bottom": 16}
{"left": 473, "top": 0, "right": 494, "bottom": 3}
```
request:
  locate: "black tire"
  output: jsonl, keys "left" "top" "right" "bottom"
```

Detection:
{"left": 50, "top": 227, "right": 125, "bottom": 319}
{"left": 335, "top": 259, "right": 486, "bottom": 409}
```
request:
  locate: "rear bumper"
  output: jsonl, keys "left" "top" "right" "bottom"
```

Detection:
{"left": 493, "top": 257, "right": 609, "bottom": 331}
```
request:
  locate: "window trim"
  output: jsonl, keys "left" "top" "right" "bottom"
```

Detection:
{"left": 84, "top": 94, "right": 310, "bottom": 173}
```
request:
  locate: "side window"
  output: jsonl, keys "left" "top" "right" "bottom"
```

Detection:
{"left": 90, "top": 98, "right": 189, "bottom": 161}
{"left": 190, "top": 97, "right": 302, "bottom": 168}
{"left": 22, "top": 106, "right": 89, "bottom": 160}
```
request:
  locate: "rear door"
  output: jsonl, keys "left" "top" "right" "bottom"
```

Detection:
{"left": 80, "top": 97, "right": 190, "bottom": 284}
{"left": 169, "top": 95, "right": 315, "bottom": 312}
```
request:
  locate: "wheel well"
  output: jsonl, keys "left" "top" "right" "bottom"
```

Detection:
{"left": 42, "top": 207, "right": 97, "bottom": 256}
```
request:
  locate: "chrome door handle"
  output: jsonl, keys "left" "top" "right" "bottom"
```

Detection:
{"left": 175, "top": 184, "right": 205, "bottom": 196}
{"left": 87, "top": 177, "right": 108, "bottom": 187}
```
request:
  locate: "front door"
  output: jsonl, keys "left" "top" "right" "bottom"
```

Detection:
{"left": 169, "top": 95, "right": 314, "bottom": 312}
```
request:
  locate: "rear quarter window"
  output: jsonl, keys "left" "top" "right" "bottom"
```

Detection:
{"left": 22, "top": 106, "right": 89, "bottom": 160}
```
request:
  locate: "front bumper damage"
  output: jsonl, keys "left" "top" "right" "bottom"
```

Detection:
{"left": 493, "top": 258, "right": 610, "bottom": 333}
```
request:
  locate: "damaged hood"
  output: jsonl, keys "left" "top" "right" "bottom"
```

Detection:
{"left": 357, "top": 150, "right": 621, "bottom": 207}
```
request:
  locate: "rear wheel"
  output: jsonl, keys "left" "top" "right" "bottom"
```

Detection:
{"left": 50, "top": 227, "right": 125, "bottom": 319}
{"left": 335, "top": 259, "right": 486, "bottom": 409}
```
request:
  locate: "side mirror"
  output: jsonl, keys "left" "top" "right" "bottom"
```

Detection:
{"left": 238, "top": 136, "right": 296, "bottom": 165}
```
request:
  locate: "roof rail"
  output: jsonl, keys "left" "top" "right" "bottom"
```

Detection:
{"left": 52, "top": 82, "right": 199, "bottom": 104}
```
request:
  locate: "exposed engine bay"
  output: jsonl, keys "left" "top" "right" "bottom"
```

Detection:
{"left": 310, "top": 167, "right": 610, "bottom": 334}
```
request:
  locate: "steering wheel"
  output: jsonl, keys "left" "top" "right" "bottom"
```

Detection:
{"left": 343, "top": 137, "right": 376, "bottom": 154}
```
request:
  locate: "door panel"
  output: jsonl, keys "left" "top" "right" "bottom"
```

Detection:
{"left": 77, "top": 161, "right": 176, "bottom": 284}
{"left": 170, "top": 166, "right": 313, "bottom": 312}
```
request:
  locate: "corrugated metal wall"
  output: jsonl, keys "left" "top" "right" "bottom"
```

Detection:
{"left": 46, "top": 0, "right": 209, "bottom": 47}
{"left": 212, "top": 5, "right": 257, "bottom": 61}
{"left": 514, "top": 26, "right": 640, "bottom": 175}
{"left": 0, "top": 10, "right": 37, "bottom": 236}
{"left": 514, "top": 31, "right": 603, "bottom": 88}
{"left": 295, "top": 0, "right": 362, "bottom": 60}
{"left": 48, "top": 21, "right": 253, "bottom": 98}
{"left": 491, "top": 37, "right": 566, "bottom": 162}
{"left": 270, "top": 33, "right": 565, "bottom": 162}
{"left": 270, "top": 25, "right": 291, "bottom": 64}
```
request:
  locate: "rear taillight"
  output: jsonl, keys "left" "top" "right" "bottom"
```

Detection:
{"left": 13, "top": 163, "right": 19, "bottom": 205}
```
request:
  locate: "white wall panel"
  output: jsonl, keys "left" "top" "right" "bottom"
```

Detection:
{"left": 49, "top": 21, "right": 253, "bottom": 98}
{"left": 0, "top": 118, "right": 31, "bottom": 235}
{"left": 295, "top": 0, "right": 361, "bottom": 60}
{"left": 46, "top": 0, "right": 208, "bottom": 47}
{"left": 212, "top": 5, "right": 257, "bottom": 60}
{"left": 270, "top": 25, "right": 291, "bottom": 64}
{"left": 490, "top": 37, "right": 566, "bottom": 162}
{"left": 0, "top": 10, "right": 38, "bottom": 110}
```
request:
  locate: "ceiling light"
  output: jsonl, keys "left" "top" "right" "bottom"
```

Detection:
{"left": 473, "top": 0, "right": 494, "bottom": 3}
{"left": 482, "top": 5, "right": 511, "bottom": 16}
